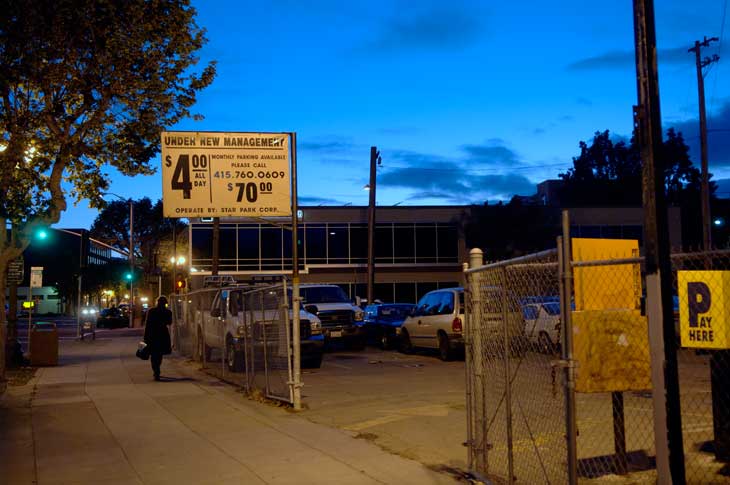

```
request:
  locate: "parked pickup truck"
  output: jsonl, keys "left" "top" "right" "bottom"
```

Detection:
{"left": 297, "top": 284, "right": 366, "bottom": 349}
{"left": 196, "top": 286, "right": 325, "bottom": 370}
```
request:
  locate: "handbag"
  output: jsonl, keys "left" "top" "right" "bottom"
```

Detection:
{"left": 136, "top": 342, "right": 150, "bottom": 360}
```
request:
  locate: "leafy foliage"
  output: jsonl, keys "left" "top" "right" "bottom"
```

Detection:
{"left": 90, "top": 198, "right": 186, "bottom": 294}
{"left": 0, "top": 0, "right": 214, "bottom": 331}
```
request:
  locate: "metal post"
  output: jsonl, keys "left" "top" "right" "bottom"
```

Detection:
{"left": 691, "top": 39, "right": 714, "bottom": 251}
{"left": 501, "top": 266, "right": 514, "bottom": 485}
{"left": 366, "top": 146, "right": 378, "bottom": 305}
{"left": 612, "top": 392, "right": 628, "bottom": 474}
{"left": 633, "top": 0, "right": 686, "bottom": 482}
{"left": 559, "top": 223, "right": 578, "bottom": 485}
{"left": 129, "top": 200, "right": 134, "bottom": 329}
{"left": 466, "top": 248, "right": 486, "bottom": 474}
{"left": 282, "top": 277, "right": 294, "bottom": 404}
{"left": 290, "top": 132, "right": 302, "bottom": 411}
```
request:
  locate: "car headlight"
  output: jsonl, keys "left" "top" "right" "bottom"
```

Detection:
{"left": 353, "top": 310, "right": 364, "bottom": 322}
{"left": 236, "top": 324, "right": 247, "bottom": 337}
{"left": 82, "top": 309, "right": 89, "bottom": 315}
{"left": 310, "top": 319, "right": 322, "bottom": 335}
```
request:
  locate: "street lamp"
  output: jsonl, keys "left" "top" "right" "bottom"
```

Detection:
{"left": 103, "top": 192, "right": 134, "bottom": 328}
{"left": 366, "top": 147, "right": 381, "bottom": 306}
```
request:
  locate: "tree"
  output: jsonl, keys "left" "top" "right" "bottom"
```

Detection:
{"left": 90, "top": 198, "right": 186, "bottom": 295}
{"left": 0, "top": 0, "right": 216, "bottom": 367}
{"left": 558, "top": 130, "right": 642, "bottom": 206}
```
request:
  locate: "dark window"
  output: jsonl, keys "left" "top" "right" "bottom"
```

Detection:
{"left": 394, "top": 283, "right": 416, "bottom": 304}
{"left": 261, "top": 227, "right": 283, "bottom": 269}
{"left": 375, "top": 225, "right": 393, "bottom": 262}
{"left": 353, "top": 283, "right": 367, "bottom": 301}
{"left": 393, "top": 225, "right": 415, "bottom": 263}
{"left": 436, "top": 291, "right": 455, "bottom": 315}
{"left": 327, "top": 226, "right": 349, "bottom": 263}
{"left": 622, "top": 225, "right": 643, "bottom": 243}
{"left": 350, "top": 224, "right": 368, "bottom": 264}
{"left": 436, "top": 226, "right": 458, "bottom": 262}
{"left": 414, "top": 291, "right": 442, "bottom": 316}
{"left": 191, "top": 227, "right": 213, "bottom": 269}
{"left": 415, "top": 225, "right": 437, "bottom": 261}
{"left": 218, "top": 226, "right": 237, "bottom": 259}
{"left": 374, "top": 283, "right": 394, "bottom": 303}
{"left": 416, "top": 282, "right": 438, "bottom": 301}
{"left": 305, "top": 226, "right": 326, "bottom": 264}
{"left": 579, "top": 226, "right": 601, "bottom": 238}
{"left": 600, "top": 226, "right": 622, "bottom": 239}
{"left": 237, "top": 226, "right": 260, "bottom": 270}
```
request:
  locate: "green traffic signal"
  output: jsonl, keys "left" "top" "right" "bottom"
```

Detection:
{"left": 125, "top": 272, "right": 133, "bottom": 281}
{"left": 36, "top": 228, "right": 48, "bottom": 240}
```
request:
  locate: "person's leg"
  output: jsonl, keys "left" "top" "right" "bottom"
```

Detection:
{"left": 151, "top": 353, "right": 162, "bottom": 380}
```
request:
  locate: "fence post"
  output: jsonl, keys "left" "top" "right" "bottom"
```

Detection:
{"left": 282, "top": 277, "right": 295, "bottom": 405}
{"left": 501, "top": 266, "right": 515, "bottom": 485}
{"left": 467, "top": 249, "right": 487, "bottom": 475}
{"left": 560, "top": 212, "right": 578, "bottom": 485}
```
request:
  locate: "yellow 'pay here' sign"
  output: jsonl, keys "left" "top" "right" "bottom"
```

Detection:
{"left": 678, "top": 271, "right": 730, "bottom": 349}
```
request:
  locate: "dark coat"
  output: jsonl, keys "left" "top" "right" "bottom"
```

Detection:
{"left": 143, "top": 306, "right": 173, "bottom": 355}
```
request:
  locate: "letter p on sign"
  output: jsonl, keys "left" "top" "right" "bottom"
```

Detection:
{"left": 678, "top": 271, "right": 730, "bottom": 349}
{"left": 687, "top": 282, "right": 711, "bottom": 328}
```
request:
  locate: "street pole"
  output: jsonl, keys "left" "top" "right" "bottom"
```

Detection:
{"left": 633, "top": 0, "right": 686, "bottom": 482}
{"left": 129, "top": 199, "right": 134, "bottom": 329}
{"left": 366, "top": 146, "right": 379, "bottom": 306}
{"left": 290, "top": 132, "right": 302, "bottom": 411}
{"left": 211, "top": 217, "right": 220, "bottom": 276}
{"left": 689, "top": 37, "right": 719, "bottom": 252}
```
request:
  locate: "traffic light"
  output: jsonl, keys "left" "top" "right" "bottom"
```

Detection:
{"left": 125, "top": 272, "right": 133, "bottom": 281}
{"left": 175, "top": 274, "right": 186, "bottom": 292}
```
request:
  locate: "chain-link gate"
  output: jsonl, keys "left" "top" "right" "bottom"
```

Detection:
{"left": 465, "top": 249, "right": 566, "bottom": 484}
{"left": 171, "top": 277, "right": 298, "bottom": 405}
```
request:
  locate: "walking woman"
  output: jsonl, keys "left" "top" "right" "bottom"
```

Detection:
{"left": 143, "top": 296, "right": 173, "bottom": 381}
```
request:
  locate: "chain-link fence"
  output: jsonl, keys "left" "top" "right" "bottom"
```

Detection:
{"left": 171, "top": 278, "right": 298, "bottom": 404}
{"left": 671, "top": 250, "right": 730, "bottom": 484}
{"left": 466, "top": 236, "right": 730, "bottom": 483}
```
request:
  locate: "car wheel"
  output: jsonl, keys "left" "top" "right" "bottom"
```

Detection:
{"left": 538, "top": 332, "right": 556, "bottom": 354}
{"left": 380, "top": 330, "right": 392, "bottom": 350}
{"left": 226, "top": 337, "right": 244, "bottom": 372}
{"left": 438, "top": 332, "right": 453, "bottom": 361}
{"left": 399, "top": 329, "right": 413, "bottom": 354}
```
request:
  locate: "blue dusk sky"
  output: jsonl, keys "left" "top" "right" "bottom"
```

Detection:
{"left": 58, "top": 0, "right": 730, "bottom": 228}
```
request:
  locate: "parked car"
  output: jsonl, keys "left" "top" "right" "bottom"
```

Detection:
{"left": 363, "top": 303, "right": 416, "bottom": 349}
{"left": 298, "top": 284, "right": 366, "bottom": 350}
{"left": 522, "top": 301, "right": 561, "bottom": 353}
{"left": 400, "top": 288, "right": 464, "bottom": 361}
{"left": 197, "top": 287, "right": 325, "bottom": 370}
{"left": 97, "top": 307, "right": 128, "bottom": 328}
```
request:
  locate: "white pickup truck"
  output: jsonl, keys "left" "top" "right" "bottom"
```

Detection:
{"left": 196, "top": 287, "right": 325, "bottom": 370}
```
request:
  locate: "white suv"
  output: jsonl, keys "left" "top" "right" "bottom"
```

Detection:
{"left": 400, "top": 288, "right": 464, "bottom": 361}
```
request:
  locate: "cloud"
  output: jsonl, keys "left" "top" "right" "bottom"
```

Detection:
{"left": 668, "top": 101, "right": 730, "bottom": 169}
{"left": 377, "top": 126, "right": 420, "bottom": 136}
{"left": 366, "top": 6, "right": 483, "bottom": 52}
{"left": 577, "top": 97, "right": 593, "bottom": 106}
{"left": 377, "top": 140, "right": 536, "bottom": 203}
{"left": 566, "top": 46, "right": 693, "bottom": 71}
{"left": 299, "top": 136, "right": 356, "bottom": 152}
{"left": 299, "top": 195, "right": 347, "bottom": 205}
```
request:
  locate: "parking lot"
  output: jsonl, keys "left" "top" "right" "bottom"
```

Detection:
{"left": 298, "top": 345, "right": 469, "bottom": 473}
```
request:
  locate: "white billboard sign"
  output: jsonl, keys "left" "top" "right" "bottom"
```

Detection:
{"left": 161, "top": 131, "right": 291, "bottom": 218}
{"left": 30, "top": 266, "right": 43, "bottom": 288}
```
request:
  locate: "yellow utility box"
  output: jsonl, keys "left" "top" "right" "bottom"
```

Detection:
{"left": 572, "top": 309, "right": 651, "bottom": 393}
{"left": 30, "top": 322, "right": 58, "bottom": 366}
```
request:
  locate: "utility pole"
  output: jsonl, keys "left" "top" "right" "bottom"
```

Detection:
{"left": 211, "top": 217, "right": 220, "bottom": 276}
{"left": 633, "top": 0, "right": 686, "bottom": 483}
{"left": 366, "top": 146, "right": 381, "bottom": 306}
{"left": 689, "top": 37, "right": 720, "bottom": 251}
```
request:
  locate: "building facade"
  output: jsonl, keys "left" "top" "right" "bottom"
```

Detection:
{"left": 189, "top": 206, "right": 469, "bottom": 303}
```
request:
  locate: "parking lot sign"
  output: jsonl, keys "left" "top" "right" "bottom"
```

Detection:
{"left": 30, "top": 266, "right": 43, "bottom": 288}
{"left": 678, "top": 270, "right": 730, "bottom": 349}
{"left": 161, "top": 131, "right": 292, "bottom": 218}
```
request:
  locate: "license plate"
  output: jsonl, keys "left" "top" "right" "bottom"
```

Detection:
{"left": 329, "top": 330, "right": 342, "bottom": 338}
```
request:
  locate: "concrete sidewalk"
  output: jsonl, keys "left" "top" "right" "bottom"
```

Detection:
{"left": 0, "top": 335, "right": 461, "bottom": 485}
